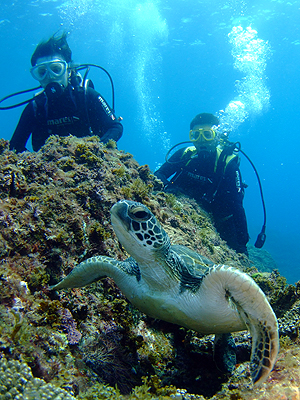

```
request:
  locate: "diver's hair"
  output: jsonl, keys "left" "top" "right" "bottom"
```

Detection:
{"left": 190, "top": 113, "right": 219, "bottom": 129}
{"left": 31, "top": 32, "right": 72, "bottom": 66}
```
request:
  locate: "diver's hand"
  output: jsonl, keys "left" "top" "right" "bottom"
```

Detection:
{"left": 164, "top": 184, "right": 181, "bottom": 195}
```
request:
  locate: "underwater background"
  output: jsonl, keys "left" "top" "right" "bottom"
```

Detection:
{"left": 1, "top": 0, "right": 299, "bottom": 284}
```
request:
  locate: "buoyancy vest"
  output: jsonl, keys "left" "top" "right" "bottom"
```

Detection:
{"left": 181, "top": 145, "right": 239, "bottom": 173}
{"left": 32, "top": 83, "right": 92, "bottom": 137}
{"left": 178, "top": 145, "right": 240, "bottom": 203}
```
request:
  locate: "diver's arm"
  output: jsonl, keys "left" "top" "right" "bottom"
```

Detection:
{"left": 100, "top": 124, "right": 123, "bottom": 144}
{"left": 154, "top": 168, "right": 170, "bottom": 187}
{"left": 87, "top": 88, "right": 123, "bottom": 143}
{"left": 10, "top": 103, "right": 34, "bottom": 153}
{"left": 154, "top": 149, "right": 184, "bottom": 187}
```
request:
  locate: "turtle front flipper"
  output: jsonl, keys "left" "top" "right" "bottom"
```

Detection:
{"left": 201, "top": 266, "right": 279, "bottom": 385}
{"left": 51, "top": 256, "right": 140, "bottom": 291}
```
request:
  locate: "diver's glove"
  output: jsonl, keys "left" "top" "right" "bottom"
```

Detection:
{"left": 101, "top": 132, "right": 113, "bottom": 144}
{"left": 164, "top": 184, "right": 181, "bottom": 195}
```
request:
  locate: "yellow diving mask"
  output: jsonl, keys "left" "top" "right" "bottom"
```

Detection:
{"left": 189, "top": 127, "right": 216, "bottom": 142}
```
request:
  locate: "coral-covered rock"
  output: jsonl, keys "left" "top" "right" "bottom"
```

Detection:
{"left": 0, "top": 136, "right": 299, "bottom": 399}
{"left": 0, "top": 357, "right": 76, "bottom": 399}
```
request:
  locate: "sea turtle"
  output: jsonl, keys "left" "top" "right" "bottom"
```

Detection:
{"left": 51, "top": 199, "right": 279, "bottom": 385}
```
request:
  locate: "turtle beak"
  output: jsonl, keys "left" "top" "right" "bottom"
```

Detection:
{"left": 111, "top": 200, "right": 131, "bottom": 232}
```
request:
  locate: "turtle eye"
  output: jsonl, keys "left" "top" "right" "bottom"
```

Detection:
{"left": 134, "top": 210, "right": 149, "bottom": 219}
{"left": 130, "top": 206, "right": 151, "bottom": 221}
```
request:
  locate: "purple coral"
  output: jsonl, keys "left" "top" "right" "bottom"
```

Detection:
{"left": 58, "top": 308, "right": 82, "bottom": 345}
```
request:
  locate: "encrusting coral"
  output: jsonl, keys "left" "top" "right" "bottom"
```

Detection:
{"left": 0, "top": 356, "right": 76, "bottom": 400}
{"left": 0, "top": 135, "right": 299, "bottom": 400}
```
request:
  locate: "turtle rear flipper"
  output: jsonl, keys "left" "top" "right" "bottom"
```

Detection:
{"left": 202, "top": 266, "right": 279, "bottom": 385}
{"left": 247, "top": 312, "right": 279, "bottom": 384}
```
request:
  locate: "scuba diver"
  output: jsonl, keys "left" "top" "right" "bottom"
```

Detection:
{"left": 9, "top": 32, "right": 123, "bottom": 153}
{"left": 155, "top": 113, "right": 249, "bottom": 255}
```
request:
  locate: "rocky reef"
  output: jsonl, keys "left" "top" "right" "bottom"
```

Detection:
{"left": 0, "top": 135, "right": 299, "bottom": 400}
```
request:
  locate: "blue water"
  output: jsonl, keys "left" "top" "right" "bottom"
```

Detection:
{"left": 1, "top": 0, "right": 300, "bottom": 283}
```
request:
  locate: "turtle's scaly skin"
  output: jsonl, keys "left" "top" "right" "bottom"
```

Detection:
{"left": 51, "top": 200, "right": 279, "bottom": 385}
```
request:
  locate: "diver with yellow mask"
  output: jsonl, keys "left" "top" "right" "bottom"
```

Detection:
{"left": 155, "top": 113, "right": 249, "bottom": 255}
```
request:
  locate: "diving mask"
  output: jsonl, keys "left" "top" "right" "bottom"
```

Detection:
{"left": 189, "top": 127, "right": 216, "bottom": 142}
{"left": 30, "top": 60, "right": 68, "bottom": 82}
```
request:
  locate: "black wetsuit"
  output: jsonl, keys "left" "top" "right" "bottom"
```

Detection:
{"left": 155, "top": 147, "right": 249, "bottom": 254}
{"left": 10, "top": 84, "right": 123, "bottom": 153}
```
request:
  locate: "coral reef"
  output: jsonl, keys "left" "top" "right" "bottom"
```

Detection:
{"left": 0, "top": 357, "right": 76, "bottom": 399}
{"left": 0, "top": 135, "right": 299, "bottom": 399}
{"left": 247, "top": 244, "right": 278, "bottom": 273}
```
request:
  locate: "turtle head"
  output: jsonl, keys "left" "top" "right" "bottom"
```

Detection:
{"left": 111, "top": 200, "right": 170, "bottom": 260}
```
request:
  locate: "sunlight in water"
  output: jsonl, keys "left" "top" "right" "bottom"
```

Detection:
{"left": 218, "top": 26, "right": 271, "bottom": 136}
{"left": 58, "top": 0, "right": 169, "bottom": 151}
{"left": 129, "top": 2, "right": 169, "bottom": 148}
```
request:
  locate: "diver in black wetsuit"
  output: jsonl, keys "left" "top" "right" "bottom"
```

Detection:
{"left": 10, "top": 32, "right": 123, "bottom": 153}
{"left": 155, "top": 113, "right": 249, "bottom": 254}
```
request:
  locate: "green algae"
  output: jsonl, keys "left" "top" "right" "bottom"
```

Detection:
{"left": 120, "top": 177, "right": 153, "bottom": 201}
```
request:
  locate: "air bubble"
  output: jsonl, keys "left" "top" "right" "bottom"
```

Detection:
{"left": 218, "top": 26, "right": 271, "bottom": 135}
